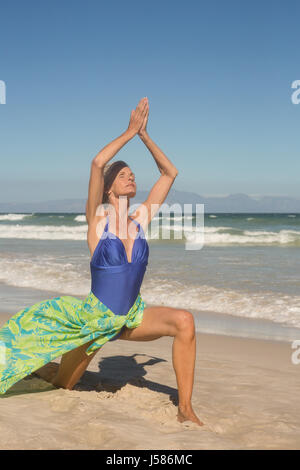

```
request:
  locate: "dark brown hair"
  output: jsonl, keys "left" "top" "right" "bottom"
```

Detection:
{"left": 102, "top": 160, "right": 129, "bottom": 204}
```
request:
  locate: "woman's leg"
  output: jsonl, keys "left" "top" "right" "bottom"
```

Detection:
{"left": 36, "top": 305, "right": 203, "bottom": 425}
{"left": 118, "top": 305, "right": 204, "bottom": 426}
{"left": 51, "top": 338, "right": 99, "bottom": 390}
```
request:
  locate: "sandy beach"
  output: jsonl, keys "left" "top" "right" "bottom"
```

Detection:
{"left": 0, "top": 309, "right": 299, "bottom": 450}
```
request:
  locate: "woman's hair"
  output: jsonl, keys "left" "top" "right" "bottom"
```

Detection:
{"left": 102, "top": 160, "right": 129, "bottom": 204}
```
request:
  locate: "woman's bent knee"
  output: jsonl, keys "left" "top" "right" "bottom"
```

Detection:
{"left": 175, "top": 310, "right": 195, "bottom": 337}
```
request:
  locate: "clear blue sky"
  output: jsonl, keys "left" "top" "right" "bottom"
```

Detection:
{"left": 1, "top": 0, "right": 299, "bottom": 203}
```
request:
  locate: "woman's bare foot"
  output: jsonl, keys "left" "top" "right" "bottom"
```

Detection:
{"left": 177, "top": 405, "right": 204, "bottom": 426}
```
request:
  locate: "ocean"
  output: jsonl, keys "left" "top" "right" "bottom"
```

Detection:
{"left": 0, "top": 211, "right": 299, "bottom": 343}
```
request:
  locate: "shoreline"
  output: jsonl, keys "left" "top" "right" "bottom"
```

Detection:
{"left": 1, "top": 306, "right": 300, "bottom": 345}
{"left": 0, "top": 279, "right": 300, "bottom": 345}
{"left": 1, "top": 304, "right": 300, "bottom": 346}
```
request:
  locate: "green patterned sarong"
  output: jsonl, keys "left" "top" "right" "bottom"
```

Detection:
{"left": 0, "top": 291, "right": 146, "bottom": 395}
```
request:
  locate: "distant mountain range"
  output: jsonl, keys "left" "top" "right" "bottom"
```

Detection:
{"left": 1, "top": 190, "right": 300, "bottom": 213}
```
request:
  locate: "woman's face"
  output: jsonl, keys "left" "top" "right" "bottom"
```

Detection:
{"left": 111, "top": 166, "right": 136, "bottom": 199}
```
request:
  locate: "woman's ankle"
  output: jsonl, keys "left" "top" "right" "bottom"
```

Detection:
{"left": 178, "top": 403, "right": 193, "bottom": 413}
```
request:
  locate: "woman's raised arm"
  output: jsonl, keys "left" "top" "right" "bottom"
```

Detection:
{"left": 130, "top": 100, "right": 179, "bottom": 230}
{"left": 86, "top": 132, "right": 132, "bottom": 224}
{"left": 85, "top": 97, "right": 148, "bottom": 224}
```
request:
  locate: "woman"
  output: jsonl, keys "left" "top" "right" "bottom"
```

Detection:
{"left": 0, "top": 97, "right": 203, "bottom": 426}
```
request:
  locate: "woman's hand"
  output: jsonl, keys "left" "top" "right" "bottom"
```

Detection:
{"left": 138, "top": 98, "right": 149, "bottom": 138}
{"left": 127, "top": 97, "right": 148, "bottom": 136}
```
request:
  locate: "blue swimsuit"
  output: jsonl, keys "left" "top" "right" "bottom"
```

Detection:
{"left": 90, "top": 215, "right": 149, "bottom": 340}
